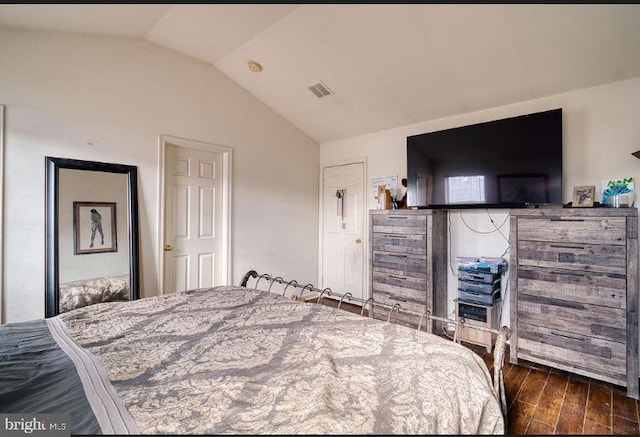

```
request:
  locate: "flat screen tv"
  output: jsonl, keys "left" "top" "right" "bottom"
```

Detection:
{"left": 406, "top": 108, "right": 562, "bottom": 209}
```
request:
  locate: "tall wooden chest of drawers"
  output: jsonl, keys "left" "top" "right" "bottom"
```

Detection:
{"left": 369, "top": 209, "right": 448, "bottom": 333}
{"left": 509, "top": 208, "right": 639, "bottom": 399}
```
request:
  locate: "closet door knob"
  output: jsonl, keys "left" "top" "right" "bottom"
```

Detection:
{"left": 355, "top": 238, "right": 362, "bottom": 244}
{"left": 163, "top": 244, "right": 173, "bottom": 252}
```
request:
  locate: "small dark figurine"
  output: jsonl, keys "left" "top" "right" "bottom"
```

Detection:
{"left": 398, "top": 178, "right": 408, "bottom": 209}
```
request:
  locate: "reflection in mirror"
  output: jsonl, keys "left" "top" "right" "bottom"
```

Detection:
{"left": 59, "top": 170, "right": 130, "bottom": 313}
{"left": 45, "top": 157, "right": 139, "bottom": 317}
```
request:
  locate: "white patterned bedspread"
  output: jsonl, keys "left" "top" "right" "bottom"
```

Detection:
{"left": 58, "top": 285, "right": 504, "bottom": 434}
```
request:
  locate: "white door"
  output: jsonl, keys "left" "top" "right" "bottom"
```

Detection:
{"left": 163, "top": 143, "right": 224, "bottom": 293}
{"left": 321, "top": 162, "right": 365, "bottom": 301}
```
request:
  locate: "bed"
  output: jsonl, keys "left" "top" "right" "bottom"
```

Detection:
{"left": 0, "top": 270, "right": 507, "bottom": 435}
{"left": 58, "top": 274, "right": 130, "bottom": 313}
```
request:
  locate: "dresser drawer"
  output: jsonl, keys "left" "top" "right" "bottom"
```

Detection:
{"left": 371, "top": 291, "right": 427, "bottom": 329}
{"left": 372, "top": 251, "right": 427, "bottom": 278}
{"left": 372, "top": 233, "right": 426, "bottom": 255}
{"left": 372, "top": 271, "right": 427, "bottom": 299}
{"left": 517, "top": 217, "right": 627, "bottom": 245}
{"left": 371, "top": 213, "right": 426, "bottom": 235}
{"left": 518, "top": 323, "right": 626, "bottom": 384}
{"left": 517, "top": 265, "right": 626, "bottom": 309}
{"left": 517, "top": 293, "right": 626, "bottom": 342}
{"left": 517, "top": 240, "right": 626, "bottom": 275}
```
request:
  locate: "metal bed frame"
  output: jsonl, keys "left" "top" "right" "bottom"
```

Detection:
{"left": 239, "top": 269, "right": 511, "bottom": 418}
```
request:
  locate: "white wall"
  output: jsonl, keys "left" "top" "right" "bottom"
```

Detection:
{"left": 320, "top": 78, "right": 640, "bottom": 328}
{"left": 0, "top": 28, "right": 319, "bottom": 322}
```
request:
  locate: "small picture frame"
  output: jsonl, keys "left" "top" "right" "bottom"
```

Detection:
{"left": 572, "top": 185, "right": 595, "bottom": 208}
{"left": 73, "top": 201, "right": 117, "bottom": 254}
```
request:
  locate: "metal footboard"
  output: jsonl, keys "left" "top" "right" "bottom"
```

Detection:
{"left": 238, "top": 269, "right": 511, "bottom": 419}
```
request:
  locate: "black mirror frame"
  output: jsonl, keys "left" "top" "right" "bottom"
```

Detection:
{"left": 45, "top": 157, "right": 140, "bottom": 318}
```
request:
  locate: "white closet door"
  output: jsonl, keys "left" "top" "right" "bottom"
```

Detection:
{"left": 322, "top": 162, "right": 365, "bottom": 301}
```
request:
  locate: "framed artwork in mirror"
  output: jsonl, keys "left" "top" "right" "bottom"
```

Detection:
{"left": 73, "top": 201, "right": 117, "bottom": 254}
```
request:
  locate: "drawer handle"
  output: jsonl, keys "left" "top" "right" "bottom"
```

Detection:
{"left": 385, "top": 234, "right": 408, "bottom": 238}
{"left": 550, "top": 330, "right": 582, "bottom": 341}
{"left": 389, "top": 296, "right": 408, "bottom": 302}
{"left": 550, "top": 244, "right": 585, "bottom": 250}
{"left": 389, "top": 216, "right": 408, "bottom": 219}
{"left": 388, "top": 253, "right": 407, "bottom": 258}
{"left": 550, "top": 270, "right": 585, "bottom": 277}
{"left": 550, "top": 218, "right": 585, "bottom": 222}
{"left": 388, "top": 274, "right": 407, "bottom": 280}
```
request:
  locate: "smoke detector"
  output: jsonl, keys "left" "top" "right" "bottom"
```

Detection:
{"left": 308, "top": 81, "right": 334, "bottom": 98}
{"left": 248, "top": 61, "right": 263, "bottom": 73}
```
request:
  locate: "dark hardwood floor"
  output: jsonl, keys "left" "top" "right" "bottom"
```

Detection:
{"left": 313, "top": 298, "right": 640, "bottom": 435}
{"left": 465, "top": 341, "right": 639, "bottom": 435}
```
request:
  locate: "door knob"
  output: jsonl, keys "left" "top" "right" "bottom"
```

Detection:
{"left": 355, "top": 238, "right": 362, "bottom": 244}
{"left": 163, "top": 244, "right": 173, "bottom": 252}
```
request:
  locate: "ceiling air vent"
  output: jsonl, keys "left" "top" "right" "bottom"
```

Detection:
{"left": 308, "top": 81, "right": 333, "bottom": 98}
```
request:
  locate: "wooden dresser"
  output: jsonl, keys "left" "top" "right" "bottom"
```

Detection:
{"left": 509, "top": 208, "right": 639, "bottom": 399}
{"left": 369, "top": 209, "right": 448, "bottom": 333}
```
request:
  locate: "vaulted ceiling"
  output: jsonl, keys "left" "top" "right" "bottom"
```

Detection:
{"left": 2, "top": 4, "right": 640, "bottom": 143}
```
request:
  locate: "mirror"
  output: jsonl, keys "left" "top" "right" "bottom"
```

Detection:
{"left": 45, "top": 157, "right": 140, "bottom": 317}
